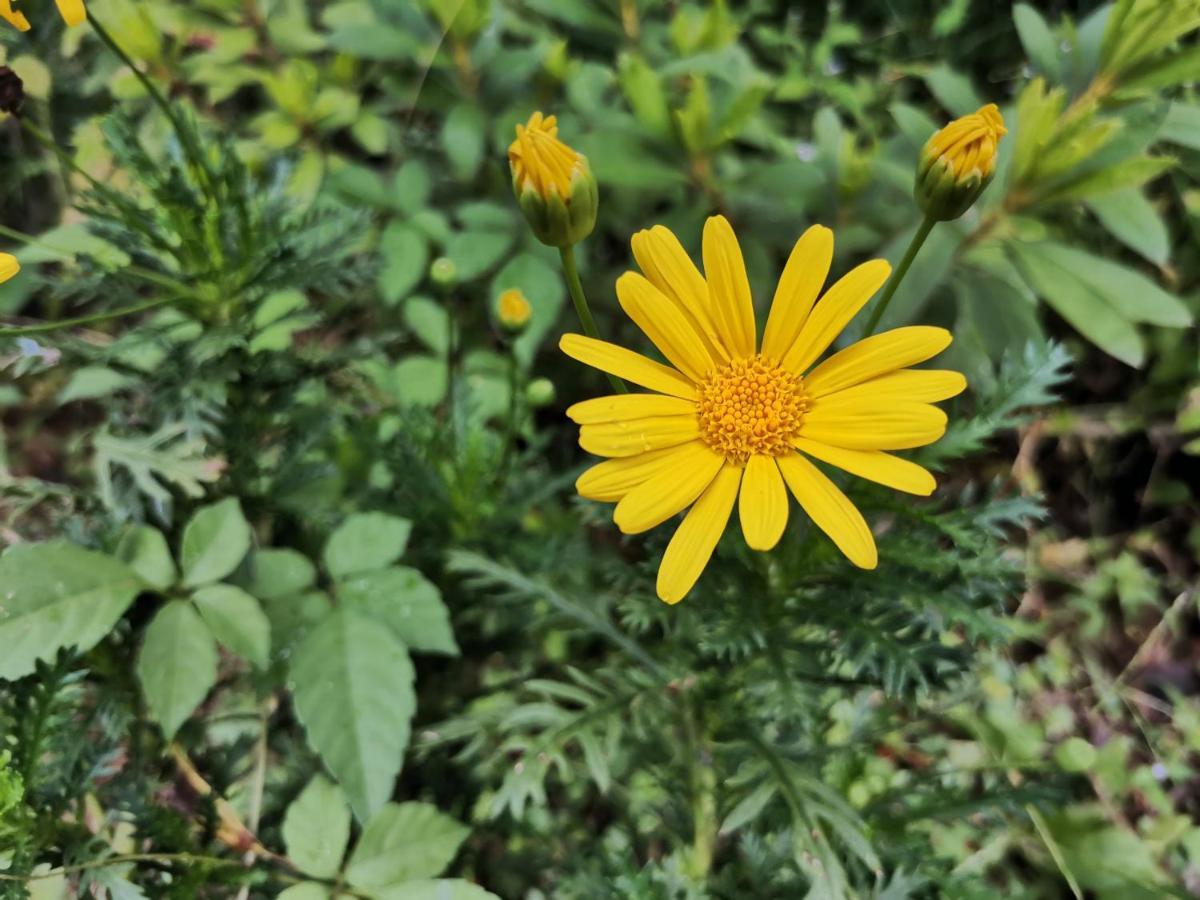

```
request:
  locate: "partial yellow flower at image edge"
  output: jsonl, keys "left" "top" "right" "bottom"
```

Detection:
{"left": 562, "top": 217, "right": 966, "bottom": 604}
{"left": 0, "top": 0, "right": 86, "bottom": 31}
{"left": 0, "top": 252, "right": 18, "bottom": 284}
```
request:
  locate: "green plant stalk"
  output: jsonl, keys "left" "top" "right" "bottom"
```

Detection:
{"left": 496, "top": 345, "right": 522, "bottom": 484}
{"left": 87, "top": 11, "right": 214, "bottom": 188}
{"left": 862, "top": 214, "right": 937, "bottom": 336}
{"left": 1, "top": 298, "right": 177, "bottom": 337}
{"left": 559, "top": 244, "right": 627, "bottom": 394}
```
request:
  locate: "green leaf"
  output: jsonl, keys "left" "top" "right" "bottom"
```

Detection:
{"left": 330, "top": 164, "right": 388, "bottom": 207}
{"left": 115, "top": 525, "right": 177, "bottom": 590}
{"left": 58, "top": 366, "right": 133, "bottom": 404}
{"left": 179, "top": 498, "right": 252, "bottom": 588}
{"left": 442, "top": 104, "right": 486, "bottom": 181}
{"left": 338, "top": 566, "right": 458, "bottom": 655}
{"left": 617, "top": 52, "right": 671, "bottom": 137}
{"left": 1009, "top": 241, "right": 1144, "bottom": 367}
{"left": 404, "top": 297, "right": 450, "bottom": 356}
{"left": 392, "top": 160, "right": 432, "bottom": 214}
{"left": 241, "top": 549, "right": 317, "bottom": 600}
{"left": 0, "top": 543, "right": 142, "bottom": 681}
{"left": 1159, "top": 102, "right": 1200, "bottom": 151}
{"left": 345, "top": 802, "right": 470, "bottom": 889}
{"left": 1037, "top": 154, "right": 1174, "bottom": 205}
{"left": 192, "top": 585, "right": 271, "bottom": 669}
{"left": 378, "top": 223, "right": 428, "bottom": 306}
{"left": 375, "top": 881, "right": 500, "bottom": 900}
{"left": 1013, "top": 4, "right": 1063, "bottom": 81}
{"left": 324, "top": 513, "right": 413, "bottom": 579}
{"left": 1086, "top": 188, "right": 1170, "bottom": 265}
{"left": 283, "top": 775, "right": 351, "bottom": 879}
{"left": 491, "top": 253, "right": 566, "bottom": 364}
{"left": 136, "top": 601, "right": 219, "bottom": 739}
{"left": 288, "top": 610, "right": 416, "bottom": 821}
{"left": 276, "top": 884, "right": 331, "bottom": 900}
{"left": 444, "top": 230, "right": 514, "bottom": 282}
{"left": 390, "top": 356, "right": 447, "bottom": 408}
{"left": 922, "top": 63, "right": 983, "bottom": 116}
{"left": 261, "top": 590, "right": 332, "bottom": 653}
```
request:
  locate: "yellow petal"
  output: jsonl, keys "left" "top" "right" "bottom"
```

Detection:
{"left": 702, "top": 216, "right": 756, "bottom": 358}
{"left": 800, "top": 399, "right": 947, "bottom": 450}
{"left": 776, "top": 453, "right": 877, "bottom": 569}
{"left": 560, "top": 333, "right": 697, "bottom": 399}
{"left": 576, "top": 444, "right": 703, "bottom": 502}
{"left": 567, "top": 393, "right": 697, "bottom": 424}
{"left": 780, "top": 259, "right": 891, "bottom": 375}
{"left": 616, "top": 272, "right": 716, "bottom": 382}
{"left": 0, "top": 3, "right": 30, "bottom": 30}
{"left": 0, "top": 253, "right": 19, "bottom": 283}
{"left": 579, "top": 414, "right": 700, "bottom": 458}
{"left": 761, "top": 225, "right": 833, "bottom": 361}
{"left": 738, "top": 455, "right": 789, "bottom": 550}
{"left": 631, "top": 225, "right": 729, "bottom": 362}
{"left": 613, "top": 443, "right": 725, "bottom": 534}
{"left": 54, "top": 0, "right": 86, "bottom": 25}
{"left": 656, "top": 464, "right": 742, "bottom": 604}
{"left": 805, "top": 326, "right": 952, "bottom": 397}
{"left": 793, "top": 438, "right": 936, "bottom": 496}
{"left": 820, "top": 369, "right": 968, "bottom": 405}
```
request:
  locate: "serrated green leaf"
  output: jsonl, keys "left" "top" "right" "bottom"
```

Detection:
{"left": 180, "top": 498, "right": 252, "bottom": 588}
{"left": 338, "top": 566, "right": 458, "bottom": 655}
{"left": 289, "top": 610, "right": 416, "bottom": 821}
{"left": 324, "top": 513, "right": 412, "bottom": 579}
{"left": 283, "top": 775, "right": 351, "bottom": 879}
{"left": 345, "top": 802, "right": 469, "bottom": 889}
{"left": 136, "top": 601, "right": 219, "bottom": 739}
{"left": 115, "top": 525, "right": 177, "bottom": 590}
{"left": 192, "top": 584, "right": 271, "bottom": 669}
{"left": 0, "top": 543, "right": 142, "bottom": 681}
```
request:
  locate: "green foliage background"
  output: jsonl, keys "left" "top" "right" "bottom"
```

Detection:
{"left": 1, "top": 0, "right": 1198, "bottom": 897}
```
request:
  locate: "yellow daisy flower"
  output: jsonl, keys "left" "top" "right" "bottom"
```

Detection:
{"left": 1, "top": 0, "right": 85, "bottom": 32}
{"left": 561, "top": 216, "right": 966, "bottom": 604}
{"left": 0, "top": 252, "right": 18, "bottom": 284}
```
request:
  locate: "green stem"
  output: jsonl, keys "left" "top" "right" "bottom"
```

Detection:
{"left": 862, "top": 214, "right": 937, "bottom": 336}
{"left": 2, "top": 297, "right": 176, "bottom": 336}
{"left": 496, "top": 345, "right": 521, "bottom": 484}
{"left": 87, "top": 11, "right": 213, "bottom": 187}
{"left": 559, "top": 244, "right": 627, "bottom": 394}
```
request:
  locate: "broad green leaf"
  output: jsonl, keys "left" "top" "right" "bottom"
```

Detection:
{"left": 180, "top": 498, "right": 252, "bottom": 588}
{"left": 1159, "top": 102, "right": 1200, "bottom": 151}
{"left": 617, "top": 52, "right": 671, "bottom": 137}
{"left": 390, "top": 356, "right": 448, "bottom": 407}
{"left": 404, "top": 297, "right": 450, "bottom": 357}
{"left": 192, "top": 585, "right": 271, "bottom": 669}
{"left": 283, "top": 776, "right": 351, "bottom": 879}
{"left": 1023, "top": 241, "right": 1190, "bottom": 327}
{"left": 1013, "top": 5, "right": 1062, "bottom": 81}
{"left": 351, "top": 112, "right": 389, "bottom": 155}
{"left": 0, "top": 543, "right": 142, "bottom": 681}
{"left": 115, "top": 525, "right": 177, "bottom": 590}
{"left": 1037, "top": 155, "right": 1174, "bottom": 205}
{"left": 241, "top": 549, "right": 316, "bottom": 600}
{"left": 136, "top": 601, "right": 219, "bottom": 739}
{"left": 345, "top": 802, "right": 470, "bottom": 889}
{"left": 324, "top": 513, "right": 413, "bottom": 579}
{"left": 260, "top": 590, "right": 332, "bottom": 652}
{"left": 442, "top": 104, "right": 486, "bottom": 181}
{"left": 890, "top": 102, "right": 939, "bottom": 150}
{"left": 1009, "top": 240, "right": 1144, "bottom": 367}
{"left": 379, "top": 223, "right": 428, "bottom": 306}
{"left": 922, "top": 63, "right": 983, "bottom": 116}
{"left": 393, "top": 160, "right": 432, "bottom": 214}
{"left": 330, "top": 164, "right": 388, "bottom": 206}
{"left": 288, "top": 610, "right": 416, "bottom": 821}
{"left": 1087, "top": 188, "right": 1170, "bottom": 265}
{"left": 58, "top": 367, "right": 133, "bottom": 404}
{"left": 276, "top": 885, "right": 330, "bottom": 900}
{"left": 338, "top": 566, "right": 458, "bottom": 655}
{"left": 444, "top": 230, "right": 514, "bottom": 282}
{"left": 375, "top": 881, "right": 500, "bottom": 900}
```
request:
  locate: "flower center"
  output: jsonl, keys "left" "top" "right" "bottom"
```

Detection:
{"left": 696, "top": 355, "right": 809, "bottom": 465}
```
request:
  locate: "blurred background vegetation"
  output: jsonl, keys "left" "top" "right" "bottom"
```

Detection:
{"left": 1, "top": 0, "right": 1198, "bottom": 897}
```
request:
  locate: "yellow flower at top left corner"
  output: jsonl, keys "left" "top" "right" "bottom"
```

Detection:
{"left": 1, "top": 0, "right": 87, "bottom": 32}
{"left": 561, "top": 216, "right": 967, "bottom": 605}
{"left": 0, "top": 253, "right": 18, "bottom": 284}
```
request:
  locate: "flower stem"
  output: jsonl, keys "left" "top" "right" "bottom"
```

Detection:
{"left": 862, "top": 214, "right": 937, "bottom": 336}
{"left": 1, "top": 297, "right": 176, "bottom": 336}
{"left": 558, "top": 244, "right": 627, "bottom": 394}
{"left": 496, "top": 345, "right": 522, "bottom": 484}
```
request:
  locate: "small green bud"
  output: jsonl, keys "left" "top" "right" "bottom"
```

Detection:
{"left": 429, "top": 256, "right": 457, "bottom": 288}
{"left": 526, "top": 377, "right": 555, "bottom": 407}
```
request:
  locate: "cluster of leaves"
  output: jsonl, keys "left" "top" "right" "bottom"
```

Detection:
{"left": 1, "top": 0, "right": 1198, "bottom": 897}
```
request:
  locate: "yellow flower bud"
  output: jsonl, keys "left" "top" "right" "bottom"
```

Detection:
{"left": 0, "top": 252, "right": 18, "bottom": 284}
{"left": 508, "top": 112, "right": 598, "bottom": 248}
{"left": 916, "top": 103, "right": 1007, "bottom": 221}
{"left": 496, "top": 288, "right": 533, "bottom": 335}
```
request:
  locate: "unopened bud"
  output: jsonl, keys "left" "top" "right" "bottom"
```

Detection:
{"left": 508, "top": 112, "right": 598, "bottom": 248}
{"left": 496, "top": 288, "right": 532, "bottom": 335}
{"left": 915, "top": 103, "right": 1006, "bottom": 221}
